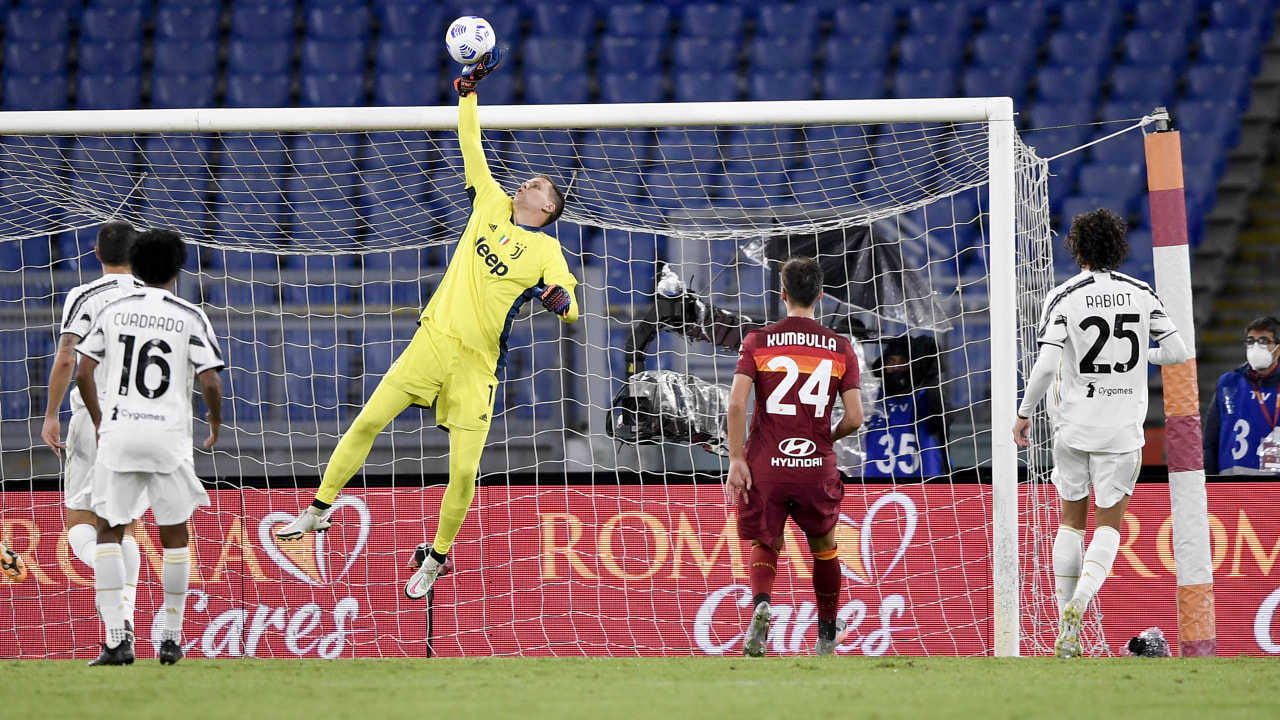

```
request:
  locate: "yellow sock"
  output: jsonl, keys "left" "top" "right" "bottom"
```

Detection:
{"left": 431, "top": 426, "right": 487, "bottom": 554}
{"left": 315, "top": 380, "right": 414, "bottom": 505}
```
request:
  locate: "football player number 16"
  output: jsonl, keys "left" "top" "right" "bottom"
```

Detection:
{"left": 765, "top": 356, "right": 833, "bottom": 417}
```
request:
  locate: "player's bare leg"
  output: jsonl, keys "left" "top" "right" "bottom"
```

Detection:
{"left": 808, "top": 529, "right": 847, "bottom": 655}
{"left": 0, "top": 541, "right": 28, "bottom": 583}
{"left": 405, "top": 426, "right": 485, "bottom": 599}
{"left": 743, "top": 539, "right": 781, "bottom": 657}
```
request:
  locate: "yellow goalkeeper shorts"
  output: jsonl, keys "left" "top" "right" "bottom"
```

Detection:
{"left": 382, "top": 323, "right": 497, "bottom": 432}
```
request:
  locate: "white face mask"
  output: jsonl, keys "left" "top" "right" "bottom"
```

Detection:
{"left": 1247, "top": 345, "right": 1276, "bottom": 371}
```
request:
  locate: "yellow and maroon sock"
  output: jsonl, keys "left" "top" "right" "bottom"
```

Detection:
{"left": 749, "top": 544, "right": 779, "bottom": 608}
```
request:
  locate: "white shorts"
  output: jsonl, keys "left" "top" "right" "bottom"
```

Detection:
{"left": 91, "top": 459, "right": 210, "bottom": 528}
{"left": 64, "top": 410, "right": 96, "bottom": 512}
{"left": 1051, "top": 439, "right": 1141, "bottom": 509}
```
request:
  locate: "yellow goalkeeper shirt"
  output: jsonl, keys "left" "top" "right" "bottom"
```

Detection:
{"left": 419, "top": 93, "right": 580, "bottom": 372}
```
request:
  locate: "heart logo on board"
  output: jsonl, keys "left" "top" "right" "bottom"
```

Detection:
{"left": 836, "top": 492, "right": 918, "bottom": 585}
{"left": 259, "top": 496, "right": 371, "bottom": 586}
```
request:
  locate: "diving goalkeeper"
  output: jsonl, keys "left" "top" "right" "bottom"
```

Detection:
{"left": 277, "top": 50, "right": 580, "bottom": 600}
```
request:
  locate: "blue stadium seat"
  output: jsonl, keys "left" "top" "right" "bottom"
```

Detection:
{"left": 1210, "top": 0, "right": 1272, "bottom": 32}
{"left": 821, "top": 35, "right": 891, "bottom": 71}
{"left": 1186, "top": 63, "right": 1252, "bottom": 111}
{"left": 69, "top": 135, "right": 137, "bottom": 172}
{"left": 748, "top": 70, "right": 814, "bottom": 102}
{"left": 301, "top": 73, "right": 366, "bottom": 107}
{"left": 645, "top": 162, "right": 711, "bottom": 209}
{"left": 750, "top": 36, "right": 812, "bottom": 72}
{"left": 228, "top": 40, "right": 294, "bottom": 76}
{"left": 1059, "top": 195, "right": 1116, "bottom": 228}
{"left": 897, "top": 33, "right": 963, "bottom": 71}
{"left": 1034, "top": 66, "right": 1100, "bottom": 103}
{"left": 1077, "top": 163, "right": 1144, "bottom": 204}
{"left": 984, "top": 0, "right": 1047, "bottom": 36}
{"left": 606, "top": 3, "right": 670, "bottom": 37}
{"left": 673, "top": 38, "right": 738, "bottom": 72}
{"left": 374, "top": 70, "right": 445, "bottom": 106}
{"left": 907, "top": 1, "right": 969, "bottom": 34}
{"left": 1199, "top": 28, "right": 1264, "bottom": 74}
{"left": 757, "top": 4, "right": 820, "bottom": 39}
{"left": 524, "top": 72, "right": 589, "bottom": 105}
{"left": 5, "top": 8, "right": 70, "bottom": 43}
{"left": 821, "top": 68, "right": 886, "bottom": 100}
{"left": 600, "top": 72, "right": 666, "bottom": 104}
{"left": 76, "top": 74, "right": 142, "bottom": 111}
{"left": 230, "top": 3, "right": 297, "bottom": 41}
{"left": 1177, "top": 100, "right": 1241, "bottom": 147}
{"left": 221, "top": 133, "right": 289, "bottom": 174}
{"left": 225, "top": 73, "right": 292, "bottom": 108}
{"left": 523, "top": 38, "right": 588, "bottom": 73}
{"left": 290, "top": 134, "right": 361, "bottom": 175}
{"left": 892, "top": 68, "right": 957, "bottom": 99}
{"left": 282, "top": 332, "right": 344, "bottom": 419}
{"left": 220, "top": 331, "right": 273, "bottom": 421}
{"left": 376, "top": 38, "right": 437, "bottom": 74}
{"left": 78, "top": 39, "right": 144, "bottom": 75}
{"left": 1108, "top": 65, "right": 1175, "bottom": 105}
{"left": 1026, "top": 101, "right": 1096, "bottom": 130}
{"left": 1099, "top": 99, "right": 1154, "bottom": 123}
{"left": 833, "top": 3, "right": 895, "bottom": 40}
{"left": 963, "top": 66, "right": 1029, "bottom": 106}
{"left": 654, "top": 128, "right": 721, "bottom": 168}
{"left": 155, "top": 4, "right": 220, "bottom": 40}
{"left": 80, "top": 6, "right": 144, "bottom": 40}
{"left": 1181, "top": 132, "right": 1230, "bottom": 177}
{"left": 1133, "top": 0, "right": 1196, "bottom": 32}
{"left": 1058, "top": 0, "right": 1120, "bottom": 37}
{"left": 721, "top": 127, "right": 798, "bottom": 161}
{"left": 4, "top": 41, "right": 68, "bottom": 76}
{"left": 1047, "top": 30, "right": 1112, "bottom": 71}
{"left": 971, "top": 32, "right": 1035, "bottom": 69}
{"left": 153, "top": 39, "right": 219, "bottom": 75}
{"left": 1121, "top": 29, "right": 1189, "bottom": 70}
{"left": 599, "top": 36, "right": 663, "bottom": 74}
{"left": 144, "top": 135, "right": 214, "bottom": 178}
{"left": 214, "top": 197, "right": 285, "bottom": 241}
{"left": 375, "top": 1, "right": 446, "bottom": 40}
{"left": 532, "top": 3, "right": 595, "bottom": 39}
{"left": 468, "top": 71, "right": 515, "bottom": 104}
{"left": 305, "top": 3, "right": 371, "bottom": 40}
{"left": 679, "top": 4, "right": 744, "bottom": 39}
{"left": 674, "top": 71, "right": 736, "bottom": 103}
{"left": 302, "top": 39, "right": 367, "bottom": 75}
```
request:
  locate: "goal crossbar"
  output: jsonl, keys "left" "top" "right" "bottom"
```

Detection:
{"left": 0, "top": 97, "right": 1013, "bottom": 134}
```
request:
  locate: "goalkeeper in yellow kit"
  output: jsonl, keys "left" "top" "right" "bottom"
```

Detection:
{"left": 276, "top": 49, "right": 580, "bottom": 599}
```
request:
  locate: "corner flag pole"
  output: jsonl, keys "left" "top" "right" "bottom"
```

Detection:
{"left": 1143, "top": 107, "right": 1217, "bottom": 657}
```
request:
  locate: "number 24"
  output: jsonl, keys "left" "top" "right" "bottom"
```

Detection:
{"left": 765, "top": 356, "right": 833, "bottom": 417}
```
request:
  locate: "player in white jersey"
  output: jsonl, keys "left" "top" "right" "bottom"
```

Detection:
{"left": 74, "top": 229, "right": 224, "bottom": 667}
{"left": 1013, "top": 209, "right": 1189, "bottom": 658}
{"left": 40, "top": 221, "right": 145, "bottom": 628}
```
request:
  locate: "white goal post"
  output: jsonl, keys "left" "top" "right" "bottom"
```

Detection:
{"left": 0, "top": 97, "right": 1051, "bottom": 659}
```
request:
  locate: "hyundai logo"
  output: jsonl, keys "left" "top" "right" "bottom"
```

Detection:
{"left": 778, "top": 437, "right": 816, "bottom": 457}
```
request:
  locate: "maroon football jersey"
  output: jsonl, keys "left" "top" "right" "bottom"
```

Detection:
{"left": 734, "top": 316, "right": 860, "bottom": 483}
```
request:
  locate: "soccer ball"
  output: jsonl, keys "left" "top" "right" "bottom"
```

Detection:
{"left": 445, "top": 16, "right": 495, "bottom": 65}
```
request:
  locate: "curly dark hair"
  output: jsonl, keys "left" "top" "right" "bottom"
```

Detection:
{"left": 1064, "top": 208, "right": 1129, "bottom": 272}
{"left": 129, "top": 228, "right": 187, "bottom": 285}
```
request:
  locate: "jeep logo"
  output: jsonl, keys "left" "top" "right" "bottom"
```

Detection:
{"left": 476, "top": 238, "right": 509, "bottom": 276}
{"left": 778, "top": 437, "right": 816, "bottom": 457}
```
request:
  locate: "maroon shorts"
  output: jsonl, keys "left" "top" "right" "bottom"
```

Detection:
{"left": 736, "top": 476, "right": 845, "bottom": 547}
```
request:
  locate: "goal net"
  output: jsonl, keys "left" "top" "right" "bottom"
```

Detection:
{"left": 0, "top": 99, "right": 1085, "bottom": 658}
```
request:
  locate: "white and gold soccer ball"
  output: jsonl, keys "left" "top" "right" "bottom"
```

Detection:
{"left": 445, "top": 16, "right": 496, "bottom": 65}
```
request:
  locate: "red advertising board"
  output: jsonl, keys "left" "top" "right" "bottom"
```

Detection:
{"left": 1, "top": 483, "right": 1277, "bottom": 658}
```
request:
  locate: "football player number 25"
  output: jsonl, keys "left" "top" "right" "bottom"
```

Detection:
{"left": 765, "top": 356, "right": 833, "bottom": 417}
{"left": 116, "top": 334, "right": 172, "bottom": 399}
{"left": 1078, "top": 313, "right": 1140, "bottom": 374}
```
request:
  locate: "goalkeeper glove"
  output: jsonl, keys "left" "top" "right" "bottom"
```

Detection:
{"left": 538, "top": 284, "right": 572, "bottom": 317}
{"left": 454, "top": 47, "right": 505, "bottom": 98}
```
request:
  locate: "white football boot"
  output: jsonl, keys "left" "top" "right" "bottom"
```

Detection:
{"left": 815, "top": 618, "right": 850, "bottom": 656}
{"left": 275, "top": 505, "right": 333, "bottom": 540}
{"left": 1054, "top": 601, "right": 1083, "bottom": 658}
{"left": 743, "top": 602, "right": 772, "bottom": 657}
{"left": 404, "top": 542, "right": 451, "bottom": 600}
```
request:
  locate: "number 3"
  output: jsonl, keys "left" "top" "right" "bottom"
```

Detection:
{"left": 1231, "top": 418, "right": 1251, "bottom": 460}
{"left": 765, "top": 356, "right": 833, "bottom": 417}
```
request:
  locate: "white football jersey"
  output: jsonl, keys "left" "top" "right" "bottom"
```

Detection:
{"left": 59, "top": 273, "right": 144, "bottom": 412}
{"left": 1037, "top": 270, "right": 1178, "bottom": 453}
{"left": 75, "top": 287, "right": 224, "bottom": 473}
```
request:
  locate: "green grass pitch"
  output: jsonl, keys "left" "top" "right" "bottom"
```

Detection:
{"left": 5, "top": 657, "right": 1277, "bottom": 719}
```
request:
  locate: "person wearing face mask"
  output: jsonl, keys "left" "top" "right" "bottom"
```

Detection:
{"left": 1204, "top": 316, "right": 1280, "bottom": 475}
{"left": 862, "top": 335, "right": 949, "bottom": 477}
